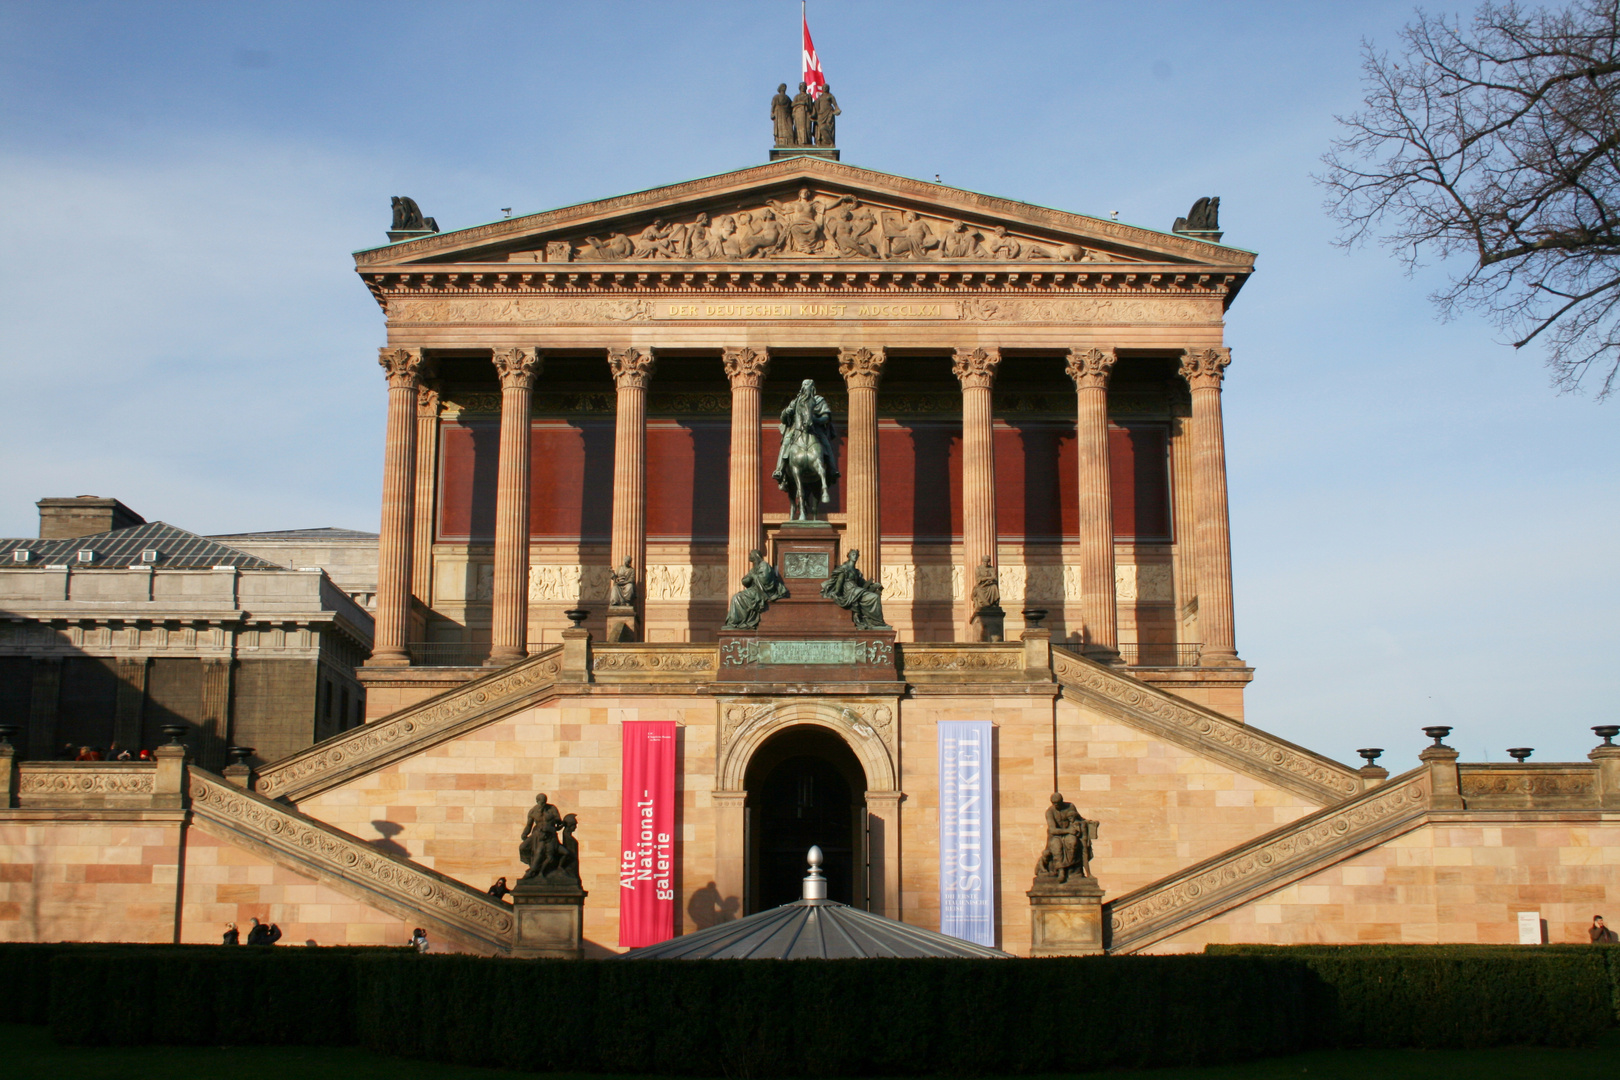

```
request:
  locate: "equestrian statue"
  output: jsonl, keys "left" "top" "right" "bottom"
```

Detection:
{"left": 772, "top": 379, "right": 840, "bottom": 520}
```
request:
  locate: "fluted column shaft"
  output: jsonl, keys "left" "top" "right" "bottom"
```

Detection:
{"left": 609, "top": 348, "right": 657, "bottom": 637}
{"left": 411, "top": 383, "right": 441, "bottom": 607}
{"left": 490, "top": 347, "right": 543, "bottom": 665}
{"left": 723, "top": 347, "right": 769, "bottom": 588}
{"left": 1067, "top": 348, "right": 1120, "bottom": 660}
{"left": 838, "top": 347, "right": 886, "bottom": 583}
{"left": 952, "top": 347, "right": 1000, "bottom": 639}
{"left": 372, "top": 347, "right": 424, "bottom": 665}
{"left": 1180, "top": 348, "right": 1241, "bottom": 666}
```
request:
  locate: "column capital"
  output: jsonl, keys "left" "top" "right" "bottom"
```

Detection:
{"left": 1065, "top": 347, "right": 1117, "bottom": 389}
{"left": 608, "top": 347, "right": 657, "bottom": 389}
{"left": 722, "top": 346, "right": 770, "bottom": 388}
{"left": 951, "top": 347, "right": 1000, "bottom": 390}
{"left": 378, "top": 347, "right": 425, "bottom": 388}
{"left": 837, "top": 346, "right": 887, "bottom": 389}
{"left": 1179, "top": 347, "right": 1231, "bottom": 390}
{"left": 492, "top": 346, "right": 544, "bottom": 390}
{"left": 416, "top": 382, "right": 441, "bottom": 417}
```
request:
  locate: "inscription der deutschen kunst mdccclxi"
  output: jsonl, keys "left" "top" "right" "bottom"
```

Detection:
{"left": 659, "top": 302, "right": 951, "bottom": 319}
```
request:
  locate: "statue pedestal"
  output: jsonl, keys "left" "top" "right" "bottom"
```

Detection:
{"left": 511, "top": 883, "right": 587, "bottom": 959}
{"left": 718, "top": 520, "right": 898, "bottom": 683}
{"left": 1027, "top": 876, "right": 1105, "bottom": 956}
{"left": 605, "top": 606, "right": 637, "bottom": 643}
{"left": 973, "top": 604, "right": 1005, "bottom": 643}
{"left": 769, "top": 147, "right": 839, "bottom": 162}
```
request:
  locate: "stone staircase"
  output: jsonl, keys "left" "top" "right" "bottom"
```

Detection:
{"left": 1051, "top": 646, "right": 1363, "bottom": 804}
{"left": 1103, "top": 768, "right": 1432, "bottom": 953}
{"left": 254, "top": 648, "right": 564, "bottom": 802}
{"left": 188, "top": 768, "right": 514, "bottom": 954}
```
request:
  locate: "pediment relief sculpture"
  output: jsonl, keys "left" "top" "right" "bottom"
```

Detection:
{"left": 527, "top": 189, "right": 1132, "bottom": 265}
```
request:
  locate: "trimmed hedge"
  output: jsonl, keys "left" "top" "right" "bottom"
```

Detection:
{"left": 1206, "top": 944, "right": 1617, "bottom": 1048}
{"left": 356, "top": 954, "right": 1323, "bottom": 1075}
{"left": 7, "top": 942, "right": 1612, "bottom": 1075}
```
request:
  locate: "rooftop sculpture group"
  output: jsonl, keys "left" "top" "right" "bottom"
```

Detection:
{"left": 772, "top": 81, "right": 839, "bottom": 148}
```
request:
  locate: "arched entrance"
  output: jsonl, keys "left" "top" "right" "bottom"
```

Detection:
{"left": 743, "top": 725, "right": 867, "bottom": 912}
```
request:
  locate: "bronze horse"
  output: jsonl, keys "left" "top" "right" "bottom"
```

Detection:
{"left": 773, "top": 379, "right": 838, "bottom": 521}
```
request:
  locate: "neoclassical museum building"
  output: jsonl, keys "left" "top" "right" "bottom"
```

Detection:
{"left": 1, "top": 151, "right": 1615, "bottom": 955}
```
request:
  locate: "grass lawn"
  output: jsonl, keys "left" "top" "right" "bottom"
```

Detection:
{"left": 6, "top": 1024, "right": 1618, "bottom": 1080}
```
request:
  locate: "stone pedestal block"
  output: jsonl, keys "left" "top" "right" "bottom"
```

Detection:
{"left": 1027, "top": 877, "right": 1105, "bottom": 956}
{"left": 511, "top": 884, "right": 588, "bottom": 959}
{"left": 605, "top": 606, "right": 637, "bottom": 644}
{"left": 974, "top": 605, "right": 1005, "bottom": 643}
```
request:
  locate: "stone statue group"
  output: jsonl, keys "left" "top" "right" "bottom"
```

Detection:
{"left": 1035, "top": 793, "right": 1097, "bottom": 885}
{"left": 772, "top": 82, "right": 839, "bottom": 148}
{"left": 518, "top": 793, "right": 580, "bottom": 886}
{"left": 719, "top": 379, "right": 888, "bottom": 632}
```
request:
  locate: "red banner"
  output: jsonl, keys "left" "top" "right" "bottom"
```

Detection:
{"left": 618, "top": 721, "right": 677, "bottom": 947}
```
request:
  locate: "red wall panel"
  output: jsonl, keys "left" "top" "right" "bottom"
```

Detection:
{"left": 878, "top": 419, "right": 961, "bottom": 541}
{"left": 647, "top": 419, "right": 731, "bottom": 541}
{"left": 1109, "top": 424, "right": 1171, "bottom": 541}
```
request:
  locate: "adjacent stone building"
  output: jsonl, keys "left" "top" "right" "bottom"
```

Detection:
{"left": 0, "top": 497, "right": 373, "bottom": 766}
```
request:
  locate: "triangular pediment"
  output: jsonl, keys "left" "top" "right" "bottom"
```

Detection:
{"left": 355, "top": 158, "right": 1254, "bottom": 272}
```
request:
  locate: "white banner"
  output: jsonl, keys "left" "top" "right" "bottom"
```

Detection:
{"left": 938, "top": 720, "right": 995, "bottom": 945}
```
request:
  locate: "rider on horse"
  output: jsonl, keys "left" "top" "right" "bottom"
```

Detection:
{"left": 772, "top": 379, "right": 840, "bottom": 519}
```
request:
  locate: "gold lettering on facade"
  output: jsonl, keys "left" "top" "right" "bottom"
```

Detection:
{"left": 656, "top": 301, "right": 957, "bottom": 320}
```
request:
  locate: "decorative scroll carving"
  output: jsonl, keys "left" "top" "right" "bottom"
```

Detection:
{"left": 837, "top": 346, "right": 886, "bottom": 390}
{"left": 952, "top": 347, "right": 1001, "bottom": 390}
{"left": 1107, "top": 773, "right": 1430, "bottom": 951}
{"left": 255, "top": 651, "right": 562, "bottom": 800}
{"left": 1180, "top": 347, "right": 1231, "bottom": 390}
{"left": 189, "top": 771, "right": 513, "bottom": 948}
{"left": 1052, "top": 647, "right": 1362, "bottom": 801}
{"left": 378, "top": 346, "right": 424, "bottom": 387}
{"left": 17, "top": 765, "right": 156, "bottom": 798}
{"left": 608, "top": 347, "right": 657, "bottom": 389}
{"left": 491, "top": 346, "right": 543, "bottom": 389}
{"left": 901, "top": 646, "right": 1025, "bottom": 675}
{"left": 722, "top": 346, "right": 770, "bottom": 388}
{"left": 1458, "top": 768, "right": 1597, "bottom": 798}
{"left": 1065, "top": 347, "right": 1117, "bottom": 389}
{"left": 591, "top": 646, "right": 717, "bottom": 677}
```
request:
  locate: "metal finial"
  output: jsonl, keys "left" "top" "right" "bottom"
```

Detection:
{"left": 802, "top": 845, "right": 828, "bottom": 901}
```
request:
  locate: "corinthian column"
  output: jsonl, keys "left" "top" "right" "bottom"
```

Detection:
{"left": 371, "top": 346, "right": 424, "bottom": 666}
{"left": 723, "top": 346, "right": 769, "bottom": 589}
{"left": 1180, "top": 347, "right": 1242, "bottom": 667}
{"left": 489, "top": 347, "right": 544, "bottom": 665}
{"left": 608, "top": 347, "right": 656, "bottom": 641}
{"left": 1066, "top": 348, "right": 1121, "bottom": 662}
{"left": 411, "top": 382, "right": 441, "bottom": 608}
{"left": 838, "top": 346, "right": 886, "bottom": 585}
{"left": 952, "top": 347, "right": 1000, "bottom": 640}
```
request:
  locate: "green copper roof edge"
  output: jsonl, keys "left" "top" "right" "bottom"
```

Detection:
{"left": 352, "top": 157, "right": 1256, "bottom": 259}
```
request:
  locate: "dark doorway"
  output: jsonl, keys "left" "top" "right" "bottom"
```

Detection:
{"left": 744, "top": 725, "right": 867, "bottom": 912}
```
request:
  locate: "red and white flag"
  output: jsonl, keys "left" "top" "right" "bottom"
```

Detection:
{"left": 802, "top": 8, "right": 826, "bottom": 99}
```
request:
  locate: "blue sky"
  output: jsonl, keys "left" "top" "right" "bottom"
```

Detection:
{"left": 1, "top": 1, "right": 1615, "bottom": 769}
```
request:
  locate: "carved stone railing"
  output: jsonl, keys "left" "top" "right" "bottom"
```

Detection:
{"left": 256, "top": 648, "right": 563, "bottom": 802}
{"left": 1457, "top": 763, "right": 1599, "bottom": 808}
{"left": 1052, "top": 647, "right": 1362, "bottom": 804}
{"left": 16, "top": 762, "right": 158, "bottom": 807}
{"left": 899, "top": 643, "right": 1029, "bottom": 683}
{"left": 189, "top": 769, "right": 513, "bottom": 954}
{"left": 1106, "top": 769, "right": 1432, "bottom": 954}
{"left": 591, "top": 643, "right": 718, "bottom": 682}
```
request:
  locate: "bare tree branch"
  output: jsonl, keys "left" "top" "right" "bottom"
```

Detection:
{"left": 1319, "top": 0, "right": 1620, "bottom": 397}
